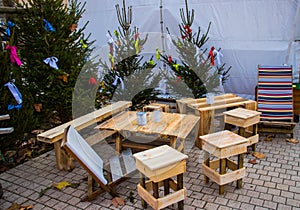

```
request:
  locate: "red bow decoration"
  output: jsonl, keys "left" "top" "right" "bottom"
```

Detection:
{"left": 88, "top": 77, "right": 97, "bottom": 85}
{"left": 209, "top": 46, "right": 215, "bottom": 66}
{"left": 134, "top": 32, "right": 140, "bottom": 40}
{"left": 182, "top": 25, "right": 192, "bottom": 39}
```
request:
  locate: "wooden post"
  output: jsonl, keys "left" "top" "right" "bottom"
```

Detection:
{"left": 219, "top": 158, "right": 226, "bottom": 194}
{"left": 139, "top": 173, "right": 147, "bottom": 208}
{"left": 237, "top": 154, "right": 244, "bottom": 189}
{"left": 164, "top": 178, "right": 170, "bottom": 196}
{"left": 177, "top": 173, "right": 184, "bottom": 210}
{"left": 152, "top": 182, "right": 159, "bottom": 199}
{"left": 115, "top": 134, "right": 122, "bottom": 154}
{"left": 204, "top": 151, "right": 210, "bottom": 183}
{"left": 54, "top": 141, "right": 63, "bottom": 170}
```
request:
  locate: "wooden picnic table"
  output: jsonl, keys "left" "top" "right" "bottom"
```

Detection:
{"left": 95, "top": 111, "right": 200, "bottom": 153}
{"left": 176, "top": 94, "right": 257, "bottom": 148}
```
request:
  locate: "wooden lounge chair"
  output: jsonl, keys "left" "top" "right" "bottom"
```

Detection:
{"left": 257, "top": 65, "right": 296, "bottom": 137}
{"left": 61, "top": 125, "right": 136, "bottom": 201}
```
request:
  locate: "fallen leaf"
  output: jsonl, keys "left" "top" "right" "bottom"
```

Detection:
{"left": 248, "top": 159, "right": 257, "bottom": 165}
{"left": 111, "top": 197, "right": 125, "bottom": 207}
{"left": 6, "top": 203, "right": 33, "bottom": 210}
{"left": 286, "top": 138, "right": 299, "bottom": 144}
{"left": 34, "top": 103, "right": 42, "bottom": 112}
{"left": 252, "top": 152, "right": 266, "bottom": 159}
{"left": 53, "top": 181, "right": 71, "bottom": 190}
{"left": 265, "top": 135, "right": 274, "bottom": 142}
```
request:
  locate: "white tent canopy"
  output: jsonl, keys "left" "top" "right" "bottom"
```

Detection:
{"left": 78, "top": 0, "right": 300, "bottom": 99}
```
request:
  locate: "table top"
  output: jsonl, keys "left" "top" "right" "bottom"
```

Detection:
{"left": 95, "top": 111, "right": 200, "bottom": 139}
{"left": 200, "top": 130, "right": 248, "bottom": 148}
{"left": 133, "top": 145, "right": 188, "bottom": 171}
{"left": 223, "top": 108, "right": 261, "bottom": 119}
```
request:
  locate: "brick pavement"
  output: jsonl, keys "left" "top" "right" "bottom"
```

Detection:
{"left": 0, "top": 123, "right": 299, "bottom": 210}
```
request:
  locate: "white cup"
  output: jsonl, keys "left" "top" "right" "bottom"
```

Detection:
{"left": 153, "top": 110, "right": 161, "bottom": 122}
{"left": 137, "top": 112, "right": 147, "bottom": 125}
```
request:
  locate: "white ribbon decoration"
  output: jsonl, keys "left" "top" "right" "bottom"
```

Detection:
{"left": 112, "top": 75, "right": 125, "bottom": 91}
{"left": 213, "top": 49, "right": 223, "bottom": 67}
{"left": 106, "top": 32, "right": 116, "bottom": 57}
{"left": 43, "top": 56, "right": 59, "bottom": 69}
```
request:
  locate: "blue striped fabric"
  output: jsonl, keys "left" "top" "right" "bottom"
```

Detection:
{"left": 257, "top": 65, "right": 293, "bottom": 122}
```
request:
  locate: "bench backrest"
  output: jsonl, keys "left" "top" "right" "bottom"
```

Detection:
{"left": 37, "top": 101, "right": 132, "bottom": 143}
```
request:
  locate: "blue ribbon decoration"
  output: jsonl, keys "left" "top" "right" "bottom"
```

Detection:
{"left": 8, "top": 104, "right": 22, "bottom": 110}
{"left": 43, "top": 19, "right": 55, "bottom": 32}
{"left": 43, "top": 56, "right": 59, "bottom": 69}
{"left": 6, "top": 21, "right": 15, "bottom": 37}
{"left": 4, "top": 81, "right": 23, "bottom": 111}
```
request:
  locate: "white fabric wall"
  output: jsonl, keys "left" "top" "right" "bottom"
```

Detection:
{"left": 78, "top": 0, "right": 300, "bottom": 99}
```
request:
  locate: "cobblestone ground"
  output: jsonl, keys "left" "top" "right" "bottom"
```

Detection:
{"left": 0, "top": 123, "right": 299, "bottom": 210}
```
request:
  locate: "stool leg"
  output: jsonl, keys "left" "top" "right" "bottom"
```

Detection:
{"left": 237, "top": 154, "right": 244, "bottom": 189}
{"left": 219, "top": 158, "right": 226, "bottom": 194}
{"left": 164, "top": 178, "right": 170, "bottom": 196}
{"left": 177, "top": 173, "right": 184, "bottom": 210}
{"left": 139, "top": 172, "right": 147, "bottom": 208}
{"left": 204, "top": 151, "right": 210, "bottom": 183}
{"left": 153, "top": 182, "right": 159, "bottom": 199}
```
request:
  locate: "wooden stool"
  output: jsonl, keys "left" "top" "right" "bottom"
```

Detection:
{"left": 143, "top": 103, "right": 169, "bottom": 112}
{"left": 133, "top": 145, "right": 187, "bottom": 210}
{"left": 200, "top": 130, "right": 248, "bottom": 194}
{"left": 224, "top": 108, "right": 261, "bottom": 151}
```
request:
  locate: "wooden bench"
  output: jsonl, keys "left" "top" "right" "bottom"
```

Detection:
{"left": 37, "top": 101, "right": 132, "bottom": 170}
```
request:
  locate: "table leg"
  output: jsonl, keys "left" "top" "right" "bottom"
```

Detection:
{"left": 237, "top": 154, "right": 244, "bottom": 189}
{"left": 204, "top": 151, "right": 210, "bottom": 183}
{"left": 54, "top": 141, "right": 63, "bottom": 170}
{"left": 177, "top": 173, "right": 184, "bottom": 210}
{"left": 170, "top": 136, "right": 177, "bottom": 149}
{"left": 219, "top": 158, "right": 226, "bottom": 194}
{"left": 139, "top": 172, "right": 147, "bottom": 208}
{"left": 115, "top": 133, "right": 122, "bottom": 154}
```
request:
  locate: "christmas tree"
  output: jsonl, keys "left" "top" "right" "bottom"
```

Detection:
{"left": 161, "top": 0, "right": 231, "bottom": 99}
{"left": 96, "top": 0, "right": 160, "bottom": 110}
{"left": 11, "top": 0, "right": 95, "bottom": 123}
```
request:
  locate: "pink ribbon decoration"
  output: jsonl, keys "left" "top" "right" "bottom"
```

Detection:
{"left": 6, "top": 45, "right": 22, "bottom": 66}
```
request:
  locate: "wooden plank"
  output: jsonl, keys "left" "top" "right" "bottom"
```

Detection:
{"left": 37, "top": 101, "right": 131, "bottom": 143}
{"left": 191, "top": 96, "right": 246, "bottom": 109}
{"left": 0, "top": 127, "right": 14, "bottom": 134}
{"left": 109, "top": 155, "right": 123, "bottom": 182}
{"left": 247, "top": 134, "right": 259, "bottom": 146}
{"left": 202, "top": 163, "right": 246, "bottom": 185}
{"left": 122, "top": 149, "right": 136, "bottom": 175}
{"left": 0, "top": 114, "right": 10, "bottom": 121}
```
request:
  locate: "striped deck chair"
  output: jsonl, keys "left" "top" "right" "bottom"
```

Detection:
{"left": 257, "top": 65, "right": 296, "bottom": 137}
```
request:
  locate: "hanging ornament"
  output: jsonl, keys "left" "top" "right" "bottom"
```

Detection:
{"left": 43, "top": 19, "right": 55, "bottom": 32}
{"left": 134, "top": 39, "right": 139, "bottom": 54}
{"left": 69, "top": 23, "right": 77, "bottom": 32}
{"left": 148, "top": 59, "right": 154, "bottom": 67}
{"left": 6, "top": 21, "right": 15, "bottom": 37}
{"left": 43, "top": 56, "right": 59, "bottom": 69}
{"left": 172, "top": 64, "right": 180, "bottom": 71}
{"left": 213, "top": 48, "right": 223, "bottom": 67}
{"left": 88, "top": 77, "right": 97, "bottom": 85}
{"left": 101, "top": 81, "right": 106, "bottom": 89}
{"left": 168, "top": 55, "right": 173, "bottom": 64}
{"left": 114, "top": 30, "right": 119, "bottom": 38}
{"left": 80, "top": 39, "right": 87, "bottom": 48}
{"left": 182, "top": 25, "right": 192, "bottom": 39}
{"left": 156, "top": 48, "right": 161, "bottom": 60}
{"left": 112, "top": 75, "right": 125, "bottom": 90}
{"left": 209, "top": 46, "right": 215, "bottom": 66}
{"left": 4, "top": 81, "right": 22, "bottom": 110}
{"left": 5, "top": 45, "right": 22, "bottom": 66}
